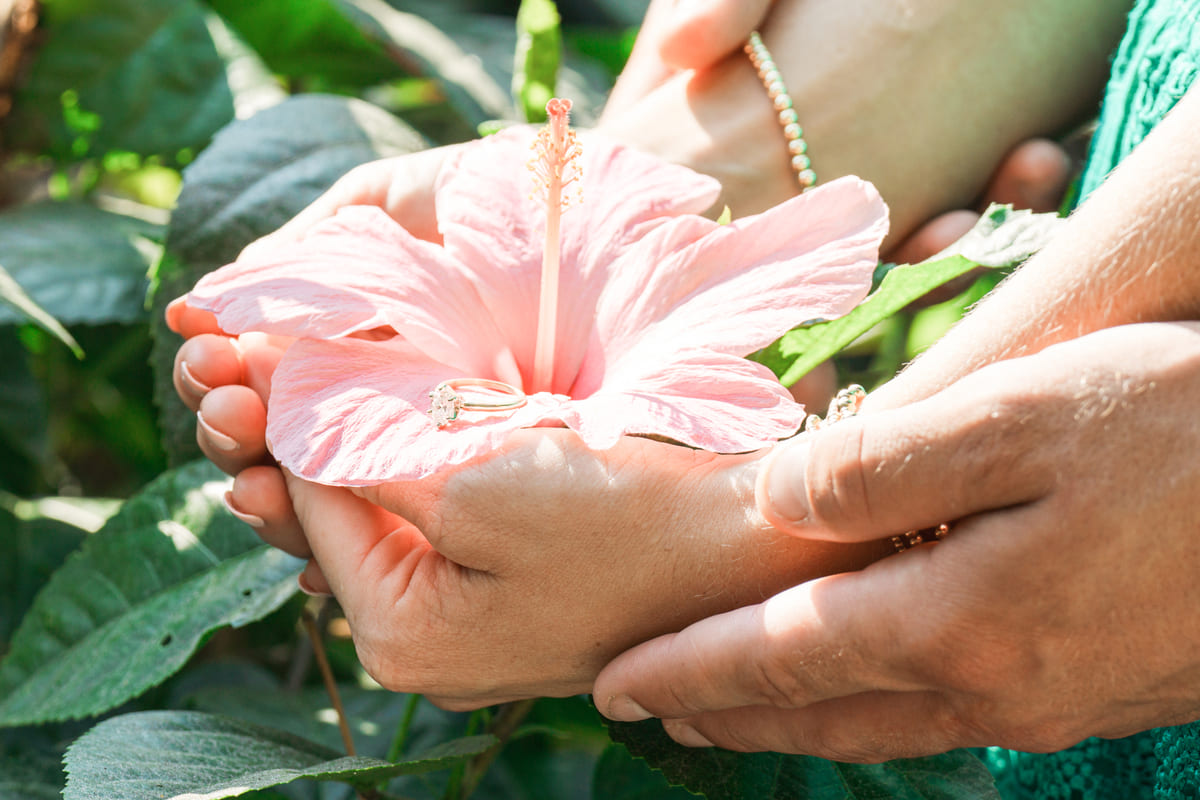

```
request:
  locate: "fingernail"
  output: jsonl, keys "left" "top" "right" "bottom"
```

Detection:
{"left": 663, "top": 720, "right": 715, "bottom": 748}
{"left": 197, "top": 411, "right": 240, "bottom": 452}
{"left": 757, "top": 438, "right": 812, "bottom": 528}
{"left": 297, "top": 574, "right": 332, "bottom": 598}
{"left": 604, "top": 695, "right": 653, "bottom": 722}
{"left": 179, "top": 361, "right": 213, "bottom": 395}
{"left": 223, "top": 491, "right": 264, "bottom": 528}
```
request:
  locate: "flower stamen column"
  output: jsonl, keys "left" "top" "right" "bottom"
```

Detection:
{"left": 529, "top": 98, "right": 581, "bottom": 392}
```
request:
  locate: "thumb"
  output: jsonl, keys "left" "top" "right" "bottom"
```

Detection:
{"left": 757, "top": 362, "right": 1056, "bottom": 542}
{"left": 659, "top": 0, "right": 774, "bottom": 69}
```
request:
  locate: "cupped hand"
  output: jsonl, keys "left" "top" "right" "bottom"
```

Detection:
{"left": 595, "top": 322, "right": 1200, "bottom": 761}
{"left": 254, "top": 427, "right": 891, "bottom": 709}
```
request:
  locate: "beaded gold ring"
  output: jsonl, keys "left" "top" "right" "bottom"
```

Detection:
{"left": 745, "top": 31, "right": 816, "bottom": 190}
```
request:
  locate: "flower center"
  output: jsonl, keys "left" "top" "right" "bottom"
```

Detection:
{"left": 529, "top": 97, "right": 581, "bottom": 393}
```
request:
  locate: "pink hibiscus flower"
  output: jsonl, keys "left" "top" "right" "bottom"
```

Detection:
{"left": 189, "top": 101, "right": 888, "bottom": 486}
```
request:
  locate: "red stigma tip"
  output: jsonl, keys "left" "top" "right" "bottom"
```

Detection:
{"left": 546, "top": 98, "right": 572, "bottom": 118}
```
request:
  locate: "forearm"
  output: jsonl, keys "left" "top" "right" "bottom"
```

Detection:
{"left": 872, "top": 83, "right": 1200, "bottom": 409}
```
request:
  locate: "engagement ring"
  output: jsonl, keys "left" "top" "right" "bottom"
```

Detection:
{"left": 429, "top": 379, "right": 528, "bottom": 427}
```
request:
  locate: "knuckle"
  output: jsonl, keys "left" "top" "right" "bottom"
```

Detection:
{"left": 747, "top": 648, "right": 807, "bottom": 708}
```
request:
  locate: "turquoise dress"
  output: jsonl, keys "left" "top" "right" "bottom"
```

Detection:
{"left": 984, "top": 1, "right": 1200, "bottom": 797}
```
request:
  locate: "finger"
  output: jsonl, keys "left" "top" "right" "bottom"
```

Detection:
{"left": 659, "top": 0, "right": 774, "bottom": 70}
{"left": 282, "top": 473, "right": 433, "bottom": 613}
{"left": 601, "top": 0, "right": 679, "bottom": 121}
{"left": 196, "top": 385, "right": 269, "bottom": 475}
{"left": 756, "top": 358, "right": 1058, "bottom": 541}
{"left": 595, "top": 564, "right": 930, "bottom": 721}
{"left": 298, "top": 561, "right": 332, "bottom": 596}
{"left": 225, "top": 465, "right": 307, "bottom": 558}
{"left": 983, "top": 139, "right": 1072, "bottom": 213}
{"left": 165, "top": 296, "right": 225, "bottom": 339}
{"left": 233, "top": 332, "right": 289, "bottom": 403}
{"left": 174, "top": 334, "right": 243, "bottom": 411}
{"left": 663, "top": 690, "right": 967, "bottom": 762}
{"left": 884, "top": 209, "right": 979, "bottom": 266}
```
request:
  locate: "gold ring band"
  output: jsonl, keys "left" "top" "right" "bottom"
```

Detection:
{"left": 429, "top": 379, "right": 527, "bottom": 427}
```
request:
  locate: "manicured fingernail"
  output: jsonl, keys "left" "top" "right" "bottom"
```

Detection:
{"left": 197, "top": 411, "right": 240, "bottom": 452}
{"left": 223, "top": 491, "right": 264, "bottom": 528}
{"left": 757, "top": 438, "right": 812, "bottom": 528}
{"left": 604, "top": 695, "right": 653, "bottom": 722}
{"left": 297, "top": 573, "right": 332, "bottom": 598}
{"left": 663, "top": 720, "right": 715, "bottom": 748}
{"left": 179, "top": 361, "right": 213, "bottom": 395}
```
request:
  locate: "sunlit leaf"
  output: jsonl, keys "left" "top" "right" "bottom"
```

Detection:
{"left": 0, "top": 202, "right": 162, "bottom": 327}
{"left": 0, "top": 461, "right": 303, "bottom": 727}
{"left": 62, "top": 711, "right": 495, "bottom": 800}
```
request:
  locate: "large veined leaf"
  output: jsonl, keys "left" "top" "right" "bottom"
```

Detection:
{"left": 607, "top": 721, "right": 1001, "bottom": 800}
{"left": 8, "top": 0, "right": 238, "bottom": 158}
{"left": 149, "top": 94, "right": 426, "bottom": 465}
{"left": 0, "top": 202, "right": 162, "bottom": 327}
{"left": 0, "top": 461, "right": 303, "bottom": 727}
{"left": 756, "top": 205, "right": 1064, "bottom": 386}
{"left": 62, "top": 711, "right": 496, "bottom": 800}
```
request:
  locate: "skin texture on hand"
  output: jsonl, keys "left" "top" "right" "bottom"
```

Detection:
{"left": 596, "top": 322, "right": 1200, "bottom": 760}
{"left": 594, "top": 86, "right": 1200, "bottom": 759}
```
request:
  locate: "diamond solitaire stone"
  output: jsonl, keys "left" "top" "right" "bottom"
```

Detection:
{"left": 429, "top": 384, "right": 461, "bottom": 427}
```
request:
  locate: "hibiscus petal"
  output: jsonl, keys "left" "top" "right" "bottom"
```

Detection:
{"left": 268, "top": 337, "right": 563, "bottom": 485}
{"left": 558, "top": 349, "right": 804, "bottom": 453}
{"left": 189, "top": 207, "right": 516, "bottom": 378}
{"left": 435, "top": 127, "right": 722, "bottom": 392}
{"left": 574, "top": 177, "right": 887, "bottom": 396}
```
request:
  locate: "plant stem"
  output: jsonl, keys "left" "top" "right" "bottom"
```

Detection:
{"left": 456, "top": 699, "right": 537, "bottom": 799}
{"left": 386, "top": 693, "right": 423, "bottom": 762}
{"left": 301, "top": 603, "right": 356, "bottom": 757}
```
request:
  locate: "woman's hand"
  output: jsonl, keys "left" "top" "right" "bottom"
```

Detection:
{"left": 595, "top": 322, "right": 1200, "bottom": 760}
{"left": 599, "top": 0, "right": 1125, "bottom": 244}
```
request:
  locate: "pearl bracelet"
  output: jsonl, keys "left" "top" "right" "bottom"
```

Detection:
{"left": 745, "top": 31, "right": 816, "bottom": 190}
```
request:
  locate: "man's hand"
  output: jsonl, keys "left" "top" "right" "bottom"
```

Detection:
{"left": 595, "top": 323, "right": 1200, "bottom": 761}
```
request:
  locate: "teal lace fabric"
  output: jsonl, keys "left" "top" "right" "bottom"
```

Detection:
{"left": 1076, "top": 0, "right": 1200, "bottom": 201}
{"left": 988, "top": 0, "right": 1200, "bottom": 796}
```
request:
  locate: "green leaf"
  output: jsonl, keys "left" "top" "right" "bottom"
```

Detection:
{"left": 755, "top": 254, "right": 978, "bottom": 386}
{"left": 607, "top": 720, "right": 1000, "bottom": 800}
{"left": 514, "top": 0, "right": 562, "bottom": 123}
{"left": 9, "top": 0, "right": 238, "bottom": 158}
{"left": 0, "top": 202, "right": 162, "bottom": 327}
{"left": 935, "top": 204, "right": 1064, "bottom": 268}
{"left": 62, "top": 711, "right": 496, "bottom": 800}
{"left": 0, "top": 265, "right": 82, "bottom": 357}
{"left": 0, "top": 329, "right": 51, "bottom": 483}
{"left": 206, "top": 0, "right": 399, "bottom": 90}
{"left": 593, "top": 743, "right": 699, "bottom": 799}
{"left": 149, "top": 94, "right": 426, "bottom": 465}
{"left": 332, "top": 0, "right": 512, "bottom": 125}
{"left": 756, "top": 204, "right": 1063, "bottom": 386}
{"left": 0, "top": 460, "right": 303, "bottom": 727}
{"left": 0, "top": 502, "right": 91, "bottom": 651}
